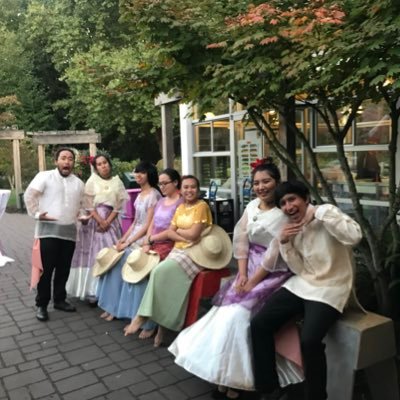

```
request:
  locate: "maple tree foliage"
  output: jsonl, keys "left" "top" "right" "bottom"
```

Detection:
{"left": 120, "top": 0, "right": 400, "bottom": 315}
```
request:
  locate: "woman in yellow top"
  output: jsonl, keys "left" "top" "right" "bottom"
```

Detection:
{"left": 124, "top": 175, "right": 212, "bottom": 346}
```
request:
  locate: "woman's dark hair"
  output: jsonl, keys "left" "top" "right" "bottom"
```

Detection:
{"left": 160, "top": 168, "right": 182, "bottom": 189}
{"left": 54, "top": 147, "right": 75, "bottom": 161}
{"left": 134, "top": 161, "right": 159, "bottom": 188}
{"left": 275, "top": 180, "right": 310, "bottom": 208}
{"left": 91, "top": 154, "right": 112, "bottom": 173}
{"left": 251, "top": 157, "right": 281, "bottom": 184}
{"left": 181, "top": 175, "right": 200, "bottom": 190}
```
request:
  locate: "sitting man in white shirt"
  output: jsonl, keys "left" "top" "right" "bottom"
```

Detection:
{"left": 247, "top": 180, "right": 362, "bottom": 400}
{"left": 24, "top": 148, "right": 84, "bottom": 322}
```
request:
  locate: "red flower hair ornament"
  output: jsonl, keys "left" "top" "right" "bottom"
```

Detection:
{"left": 250, "top": 157, "right": 273, "bottom": 171}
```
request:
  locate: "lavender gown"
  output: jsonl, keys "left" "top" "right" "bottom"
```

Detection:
{"left": 169, "top": 199, "right": 304, "bottom": 390}
{"left": 67, "top": 174, "right": 128, "bottom": 301}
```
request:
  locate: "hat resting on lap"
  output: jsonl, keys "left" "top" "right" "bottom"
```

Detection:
{"left": 186, "top": 225, "right": 232, "bottom": 270}
{"left": 122, "top": 249, "right": 160, "bottom": 283}
{"left": 92, "top": 247, "right": 124, "bottom": 277}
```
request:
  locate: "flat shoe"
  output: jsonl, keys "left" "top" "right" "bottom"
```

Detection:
{"left": 54, "top": 301, "right": 76, "bottom": 312}
{"left": 36, "top": 307, "right": 49, "bottom": 322}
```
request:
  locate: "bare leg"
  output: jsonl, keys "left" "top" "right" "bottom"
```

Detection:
{"left": 124, "top": 316, "right": 147, "bottom": 336}
{"left": 138, "top": 328, "right": 156, "bottom": 339}
{"left": 153, "top": 326, "right": 164, "bottom": 347}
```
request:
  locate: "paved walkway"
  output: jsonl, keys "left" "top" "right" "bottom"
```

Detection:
{"left": 0, "top": 212, "right": 216, "bottom": 400}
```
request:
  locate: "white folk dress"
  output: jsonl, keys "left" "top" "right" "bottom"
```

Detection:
{"left": 169, "top": 199, "right": 304, "bottom": 390}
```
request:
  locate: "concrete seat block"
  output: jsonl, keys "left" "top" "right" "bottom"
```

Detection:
{"left": 325, "top": 311, "right": 399, "bottom": 400}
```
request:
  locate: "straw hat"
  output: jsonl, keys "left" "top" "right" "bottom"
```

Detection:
{"left": 121, "top": 249, "right": 160, "bottom": 283}
{"left": 92, "top": 247, "right": 124, "bottom": 277}
{"left": 186, "top": 225, "right": 232, "bottom": 270}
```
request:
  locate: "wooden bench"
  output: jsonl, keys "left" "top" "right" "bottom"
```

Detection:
{"left": 325, "top": 310, "right": 399, "bottom": 400}
{"left": 184, "top": 268, "right": 231, "bottom": 327}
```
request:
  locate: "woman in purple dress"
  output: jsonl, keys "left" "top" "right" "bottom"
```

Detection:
{"left": 67, "top": 154, "right": 128, "bottom": 304}
{"left": 169, "top": 159, "right": 304, "bottom": 399}
{"left": 123, "top": 168, "right": 183, "bottom": 339}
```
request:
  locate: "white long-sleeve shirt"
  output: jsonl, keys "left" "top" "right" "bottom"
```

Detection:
{"left": 24, "top": 169, "right": 84, "bottom": 241}
{"left": 279, "top": 204, "right": 362, "bottom": 312}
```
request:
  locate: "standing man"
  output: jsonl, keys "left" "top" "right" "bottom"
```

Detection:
{"left": 25, "top": 148, "right": 84, "bottom": 321}
{"left": 247, "top": 180, "right": 362, "bottom": 400}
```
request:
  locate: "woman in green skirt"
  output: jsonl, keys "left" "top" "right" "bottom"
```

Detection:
{"left": 124, "top": 175, "right": 212, "bottom": 346}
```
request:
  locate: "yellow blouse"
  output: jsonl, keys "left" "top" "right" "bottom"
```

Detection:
{"left": 171, "top": 200, "right": 212, "bottom": 249}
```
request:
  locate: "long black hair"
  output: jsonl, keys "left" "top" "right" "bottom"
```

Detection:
{"left": 134, "top": 161, "right": 159, "bottom": 188}
{"left": 251, "top": 157, "right": 281, "bottom": 184}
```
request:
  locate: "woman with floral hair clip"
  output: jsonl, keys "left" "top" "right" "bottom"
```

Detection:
{"left": 169, "top": 158, "right": 304, "bottom": 399}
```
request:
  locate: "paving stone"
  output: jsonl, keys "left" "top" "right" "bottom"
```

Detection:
{"left": 168, "top": 364, "right": 194, "bottom": 380}
{"left": 18, "top": 360, "right": 40, "bottom": 372}
{"left": 0, "top": 337, "right": 17, "bottom": 352}
{"left": 103, "top": 368, "right": 147, "bottom": 390}
{"left": 135, "top": 352, "right": 159, "bottom": 364}
{"left": 81, "top": 357, "right": 113, "bottom": 371}
{"left": 39, "top": 353, "right": 63, "bottom": 366}
{"left": 177, "top": 377, "right": 213, "bottom": 397}
{"left": 101, "top": 343, "right": 122, "bottom": 354}
{"left": 64, "top": 344, "right": 106, "bottom": 365}
{"left": 50, "top": 366, "right": 82, "bottom": 382}
{"left": 15, "top": 332, "right": 34, "bottom": 341}
{"left": 56, "top": 331, "right": 79, "bottom": 344}
{"left": 63, "top": 382, "right": 109, "bottom": 400}
{"left": 0, "top": 325, "right": 20, "bottom": 338}
{"left": 67, "top": 320, "right": 90, "bottom": 332}
{"left": 105, "top": 388, "right": 137, "bottom": 400}
{"left": 44, "top": 360, "right": 70, "bottom": 374}
{"left": 3, "top": 368, "right": 47, "bottom": 390}
{"left": 1, "top": 349, "right": 25, "bottom": 366}
{"left": 25, "top": 346, "right": 59, "bottom": 361}
{"left": 94, "top": 364, "right": 121, "bottom": 378}
{"left": 20, "top": 344, "right": 41, "bottom": 354}
{"left": 8, "top": 386, "right": 31, "bottom": 400}
{"left": 28, "top": 379, "right": 55, "bottom": 399}
{"left": 139, "top": 361, "right": 164, "bottom": 375}
{"left": 54, "top": 371, "right": 99, "bottom": 394}
{"left": 138, "top": 390, "right": 167, "bottom": 400}
{"left": 0, "top": 366, "right": 18, "bottom": 378}
{"left": 159, "top": 385, "right": 189, "bottom": 400}
{"left": 108, "top": 350, "right": 131, "bottom": 363}
{"left": 150, "top": 370, "right": 179, "bottom": 388}
{"left": 129, "top": 380, "right": 158, "bottom": 396}
{"left": 18, "top": 333, "right": 56, "bottom": 348}
{"left": 117, "top": 358, "right": 140, "bottom": 370}
{"left": 57, "top": 337, "right": 92, "bottom": 352}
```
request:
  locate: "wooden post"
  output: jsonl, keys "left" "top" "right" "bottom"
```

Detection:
{"left": 12, "top": 139, "right": 22, "bottom": 209}
{"left": 161, "top": 104, "right": 174, "bottom": 168}
{"left": 38, "top": 145, "right": 46, "bottom": 171}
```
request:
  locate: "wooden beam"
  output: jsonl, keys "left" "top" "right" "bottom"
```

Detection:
{"left": 0, "top": 130, "right": 24, "bottom": 140}
{"left": 12, "top": 139, "right": 22, "bottom": 209}
{"left": 38, "top": 145, "right": 46, "bottom": 171}
{"left": 161, "top": 104, "right": 174, "bottom": 168}
{"left": 29, "top": 130, "right": 101, "bottom": 145}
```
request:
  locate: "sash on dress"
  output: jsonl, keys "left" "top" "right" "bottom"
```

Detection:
{"left": 30, "top": 238, "right": 43, "bottom": 290}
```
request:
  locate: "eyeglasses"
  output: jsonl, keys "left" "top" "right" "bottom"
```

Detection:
{"left": 158, "top": 181, "right": 172, "bottom": 187}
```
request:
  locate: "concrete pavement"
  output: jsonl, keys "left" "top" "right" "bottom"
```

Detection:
{"left": 0, "top": 212, "right": 215, "bottom": 400}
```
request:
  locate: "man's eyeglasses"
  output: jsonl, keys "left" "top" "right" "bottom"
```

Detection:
{"left": 158, "top": 181, "right": 172, "bottom": 187}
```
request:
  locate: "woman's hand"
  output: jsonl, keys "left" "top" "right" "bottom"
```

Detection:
{"left": 97, "top": 219, "right": 110, "bottom": 232}
{"left": 142, "top": 244, "right": 151, "bottom": 253}
{"left": 234, "top": 274, "right": 248, "bottom": 293}
{"left": 241, "top": 280, "right": 257, "bottom": 294}
{"left": 116, "top": 241, "right": 128, "bottom": 252}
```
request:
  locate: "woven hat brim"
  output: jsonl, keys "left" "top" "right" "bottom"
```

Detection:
{"left": 121, "top": 254, "right": 160, "bottom": 283}
{"left": 187, "top": 225, "right": 233, "bottom": 270}
{"left": 92, "top": 251, "right": 124, "bottom": 277}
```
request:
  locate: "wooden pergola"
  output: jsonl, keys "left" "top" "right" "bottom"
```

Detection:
{"left": 0, "top": 129, "right": 101, "bottom": 209}
{"left": 28, "top": 129, "right": 101, "bottom": 171}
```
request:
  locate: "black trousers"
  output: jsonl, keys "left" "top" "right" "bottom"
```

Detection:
{"left": 36, "top": 238, "right": 75, "bottom": 307}
{"left": 250, "top": 287, "right": 341, "bottom": 400}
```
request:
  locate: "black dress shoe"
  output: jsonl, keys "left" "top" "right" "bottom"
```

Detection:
{"left": 36, "top": 306, "right": 49, "bottom": 321}
{"left": 54, "top": 301, "right": 76, "bottom": 312}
